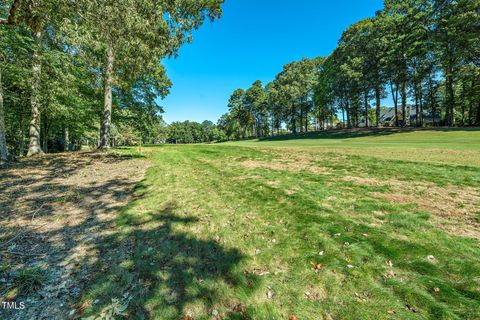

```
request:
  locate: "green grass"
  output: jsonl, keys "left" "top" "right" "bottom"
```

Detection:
{"left": 230, "top": 128, "right": 480, "bottom": 150}
{"left": 11, "top": 267, "right": 46, "bottom": 296}
{"left": 81, "top": 129, "right": 480, "bottom": 319}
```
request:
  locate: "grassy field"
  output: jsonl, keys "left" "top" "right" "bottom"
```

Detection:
{"left": 80, "top": 129, "right": 480, "bottom": 319}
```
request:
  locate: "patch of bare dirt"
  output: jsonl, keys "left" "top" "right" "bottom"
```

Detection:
{"left": 0, "top": 151, "right": 150, "bottom": 320}
{"left": 342, "top": 176, "right": 480, "bottom": 240}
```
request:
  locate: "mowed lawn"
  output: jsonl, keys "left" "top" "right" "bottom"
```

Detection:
{"left": 81, "top": 129, "right": 480, "bottom": 320}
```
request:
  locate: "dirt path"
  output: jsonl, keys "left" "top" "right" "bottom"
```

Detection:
{"left": 0, "top": 152, "right": 150, "bottom": 320}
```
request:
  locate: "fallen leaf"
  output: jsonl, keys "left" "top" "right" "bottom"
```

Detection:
{"left": 233, "top": 303, "right": 246, "bottom": 313}
{"left": 310, "top": 261, "right": 323, "bottom": 272}
{"left": 289, "top": 316, "right": 297, "bottom": 320}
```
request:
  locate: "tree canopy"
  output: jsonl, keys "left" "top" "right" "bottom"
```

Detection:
{"left": 1, "top": 0, "right": 479, "bottom": 155}
{"left": 0, "top": 0, "right": 224, "bottom": 159}
{"left": 218, "top": 0, "right": 479, "bottom": 141}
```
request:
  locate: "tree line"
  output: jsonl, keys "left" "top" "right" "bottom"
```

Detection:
{"left": 218, "top": 0, "right": 479, "bottom": 140}
{"left": 166, "top": 120, "right": 226, "bottom": 144}
{"left": 91, "top": 119, "right": 226, "bottom": 146}
{"left": 0, "top": 0, "right": 224, "bottom": 160}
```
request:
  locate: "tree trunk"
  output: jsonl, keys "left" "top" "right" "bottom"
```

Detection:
{"left": 99, "top": 44, "right": 114, "bottom": 149}
{"left": 460, "top": 82, "right": 466, "bottom": 126}
{"left": 291, "top": 103, "right": 296, "bottom": 133}
{"left": 346, "top": 99, "right": 351, "bottom": 128}
{"left": 364, "top": 90, "right": 369, "bottom": 128}
{"left": 419, "top": 85, "right": 424, "bottom": 127}
{"left": 27, "top": 27, "right": 43, "bottom": 157}
{"left": 390, "top": 80, "right": 399, "bottom": 127}
{"left": 446, "top": 74, "right": 456, "bottom": 126}
{"left": 428, "top": 77, "right": 436, "bottom": 126}
{"left": 401, "top": 79, "right": 407, "bottom": 127}
{"left": 305, "top": 109, "right": 308, "bottom": 133}
{"left": 445, "top": 53, "right": 456, "bottom": 126}
{"left": 476, "top": 100, "right": 480, "bottom": 126}
{"left": 42, "top": 114, "right": 48, "bottom": 153}
{"left": 468, "top": 79, "right": 475, "bottom": 125}
{"left": 375, "top": 86, "right": 381, "bottom": 127}
{"left": 0, "top": 66, "right": 9, "bottom": 161}
{"left": 415, "top": 88, "right": 419, "bottom": 127}
{"left": 64, "top": 126, "right": 69, "bottom": 151}
{"left": 299, "top": 108, "right": 304, "bottom": 133}
{"left": 17, "top": 112, "right": 25, "bottom": 156}
{"left": 305, "top": 96, "right": 309, "bottom": 132}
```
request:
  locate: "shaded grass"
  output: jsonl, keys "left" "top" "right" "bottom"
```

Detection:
{"left": 239, "top": 128, "right": 480, "bottom": 150}
{"left": 81, "top": 131, "right": 480, "bottom": 319}
{"left": 10, "top": 267, "right": 46, "bottom": 297}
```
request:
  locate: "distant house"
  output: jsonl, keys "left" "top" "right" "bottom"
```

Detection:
{"left": 380, "top": 105, "right": 439, "bottom": 127}
{"left": 358, "top": 106, "right": 440, "bottom": 127}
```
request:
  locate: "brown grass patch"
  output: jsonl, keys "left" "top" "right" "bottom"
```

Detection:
{"left": 341, "top": 176, "right": 480, "bottom": 239}
{"left": 0, "top": 151, "right": 150, "bottom": 319}
{"left": 239, "top": 157, "right": 331, "bottom": 175}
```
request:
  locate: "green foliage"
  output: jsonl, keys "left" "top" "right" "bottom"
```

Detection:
{"left": 166, "top": 120, "right": 226, "bottom": 144}
{"left": 0, "top": 0, "right": 224, "bottom": 155}
{"left": 218, "top": 0, "right": 480, "bottom": 139}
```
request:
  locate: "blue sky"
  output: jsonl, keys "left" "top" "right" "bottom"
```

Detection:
{"left": 160, "top": 0, "right": 385, "bottom": 124}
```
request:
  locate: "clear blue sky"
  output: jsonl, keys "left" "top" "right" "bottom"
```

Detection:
{"left": 160, "top": 0, "right": 385, "bottom": 124}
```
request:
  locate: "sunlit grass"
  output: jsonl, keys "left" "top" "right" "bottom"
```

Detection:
{"left": 82, "top": 130, "right": 480, "bottom": 319}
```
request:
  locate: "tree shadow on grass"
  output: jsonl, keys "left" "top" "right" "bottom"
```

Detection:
{"left": 257, "top": 127, "right": 480, "bottom": 142}
{"left": 81, "top": 200, "right": 257, "bottom": 319}
{"left": 0, "top": 151, "right": 146, "bottom": 223}
{"left": 0, "top": 151, "right": 257, "bottom": 319}
{"left": 0, "top": 152, "right": 149, "bottom": 319}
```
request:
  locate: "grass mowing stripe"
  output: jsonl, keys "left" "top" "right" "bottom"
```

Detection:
{"left": 81, "top": 140, "right": 480, "bottom": 319}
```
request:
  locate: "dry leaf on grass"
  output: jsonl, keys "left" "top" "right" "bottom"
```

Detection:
{"left": 310, "top": 261, "right": 323, "bottom": 272}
